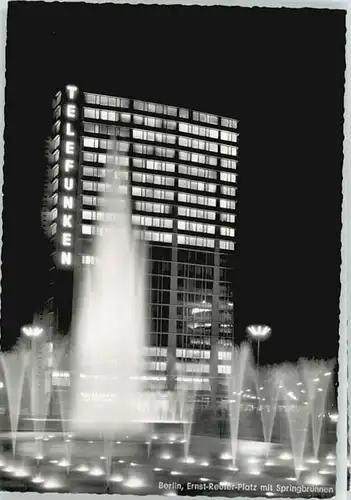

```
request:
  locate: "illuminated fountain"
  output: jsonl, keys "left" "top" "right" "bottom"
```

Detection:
{"left": 301, "top": 359, "right": 334, "bottom": 460}
{"left": 0, "top": 349, "right": 29, "bottom": 455}
{"left": 0, "top": 142, "right": 337, "bottom": 495}
{"left": 225, "top": 343, "right": 253, "bottom": 469}
{"left": 258, "top": 366, "right": 284, "bottom": 455}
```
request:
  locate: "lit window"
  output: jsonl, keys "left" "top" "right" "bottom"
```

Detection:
{"left": 220, "top": 199, "right": 236, "bottom": 210}
{"left": 221, "top": 117, "right": 238, "bottom": 129}
{"left": 179, "top": 122, "right": 189, "bottom": 133}
{"left": 155, "top": 147, "right": 175, "bottom": 158}
{"left": 82, "top": 195, "right": 98, "bottom": 206}
{"left": 145, "top": 117, "right": 162, "bottom": 128}
{"left": 51, "top": 164, "right": 59, "bottom": 179}
{"left": 82, "top": 225, "right": 92, "bottom": 235}
{"left": 220, "top": 227, "right": 235, "bottom": 237}
{"left": 220, "top": 145, "right": 237, "bottom": 156}
{"left": 220, "top": 130, "right": 238, "bottom": 142}
{"left": 133, "top": 129, "right": 143, "bottom": 139}
{"left": 177, "top": 234, "right": 215, "bottom": 248}
{"left": 54, "top": 106, "right": 61, "bottom": 120}
{"left": 219, "top": 240, "right": 235, "bottom": 251}
{"left": 98, "top": 153, "right": 107, "bottom": 164}
{"left": 164, "top": 120, "right": 177, "bottom": 130}
{"left": 206, "top": 142, "right": 218, "bottom": 153}
{"left": 83, "top": 137, "right": 99, "bottom": 148}
{"left": 208, "top": 156, "right": 217, "bottom": 166}
{"left": 221, "top": 186, "right": 236, "bottom": 197}
{"left": 165, "top": 105, "right": 177, "bottom": 116}
{"left": 82, "top": 255, "right": 96, "bottom": 265}
{"left": 53, "top": 135, "right": 60, "bottom": 150}
{"left": 220, "top": 213, "right": 236, "bottom": 223}
{"left": 179, "top": 108, "right": 189, "bottom": 119}
{"left": 120, "top": 113, "right": 131, "bottom": 123}
{"left": 220, "top": 172, "right": 237, "bottom": 183}
{"left": 52, "top": 179, "right": 59, "bottom": 192}
{"left": 133, "top": 114, "right": 144, "bottom": 125}
{"left": 133, "top": 101, "right": 145, "bottom": 111}
{"left": 221, "top": 159, "right": 237, "bottom": 170}
{"left": 51, "top": 223, "right": 57, "bottom": 236}
{"left": 208, "top": 128, "right": 219, "bottom": 139}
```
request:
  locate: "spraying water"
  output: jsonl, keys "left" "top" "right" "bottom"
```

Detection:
{"left": 0, "top": 348, "right": 29, "bottom": 455}
{"left": 259, "top": 366, "right": 283, "bottom": 452}
{"left": 301, "top": 359, "right": 335, "bottom": 459}
{"left": 281, "top": 363, "right": 311, "bottom": 480}
{"left": 226, "top": 343, "right": 251, "bottom": 468}
{"left": 70, "top": 144, "right": 146, "bottom": 437}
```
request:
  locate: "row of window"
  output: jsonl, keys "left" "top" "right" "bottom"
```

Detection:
{"left": 132, "top": 172, "right": 175, "bottom": 187}
{"left": 83, "top": 122, "right": 131, "bottom": 138}
{"left": 84, "top": 137, "right": 131, "bottom": 152}
{"left": 82, "top": 157, "right": 235, "bottom": 184}
{"left": 179, "top": 122, "right": 237, "bottom": 142}
{"left": 178, "top": 164, "right": 217, "bottom": 180}
{"left": 178, "top": 136, "right": 219, "bottom": 153}
{"left": 83, "top": 152, "right": 130, "bottom": 166}
{"left": 133, "top": 158, "right": 175, "bottom": 173}
{"left": 145, "top": 347, "right": 234, "bottom": 360}
{"left": 134, "top": 230, "right": 173, "bottom": 244}
{"left": 82, "top": 210, "right": 117, "bottom": 222}
{"left": 132, "top": 215, "right": 173, "bottom": 229}
{"left": 85, "top": 94, "right": 129, "bottom": 108}
{"left": 178, "top": 206, "right": 216, "bottom": 221}
{"left": 80, "top": 190, "right": 236, "bottom": 212}
{"left": 134, "top": 100, "right": 178, "bottom": 117}
{"left": 132, "top": 186, "right": 175, "bottom": 201}
{"left": 135, "top": 201, "right": 172, "bottom": 214}
{"left": 133, "top": 143, "right": 175, "bottom": 158}
{"left": 84, "top": 134, "right": 237, "bottom": 159}
{"left": 178, "top": 178, "right": 217, "bottom": 193}
{"left": 178, "top": 192, "right": 216, "bottom": 207}
{"left": 178, "top": 234, "right": 214, "bottom": 248}
{"left": 133, "top": 114, "right": 175, "bottom": 130}
{"left": 83, "top": 166, "right": 129, "bottom": 180}
{"left": 132, "top": 129, "right": 176, "bottom": 145}
{"left": 178, "top": 220, "right": 215, "bottom": 235}
{"left": 83, "top": 148, "right": 236, "bottom": 170}
{"left": 82, "top": 181, "right": 128, "bottom": 194}
{"left": 84, "top": 108, "right": 132, "bottom": 123}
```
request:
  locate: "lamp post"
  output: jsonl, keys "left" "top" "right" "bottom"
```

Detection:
{"left": 246, "top": 324, "right": 271, "bottom": 370}
{"left": 21, "top": 325, "right": 44, "bottom": 353}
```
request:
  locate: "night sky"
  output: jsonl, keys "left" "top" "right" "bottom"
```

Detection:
{"left": 2, "top": 2, "right": 345, "bottom": 363}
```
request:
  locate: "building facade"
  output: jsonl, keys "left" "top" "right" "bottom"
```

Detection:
{"left": 44, "top": 84, "right": 239, "bottom": 403}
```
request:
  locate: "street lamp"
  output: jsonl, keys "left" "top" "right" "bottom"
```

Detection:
{"left": 246, "top": 324, "right": 271, "bottom": 369}
{"left": 21, "top": 325, "right": 44, "bottom": 353}
{"left": 21, "top": 325, "right": 44, "bottom": 338}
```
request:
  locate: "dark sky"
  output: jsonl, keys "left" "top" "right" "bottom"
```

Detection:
{"left": 2, "top": 2, "right": 345, "bottom": 363}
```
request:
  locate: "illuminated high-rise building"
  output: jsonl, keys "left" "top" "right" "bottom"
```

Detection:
{"left": 44, "top": 84, "right": 239, "bottom": 403}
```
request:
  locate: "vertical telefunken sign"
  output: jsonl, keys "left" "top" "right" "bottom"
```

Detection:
{"left": 58, "top": 84, "right": 79, "bottom": 267}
